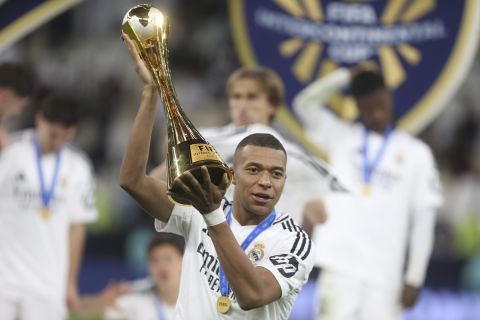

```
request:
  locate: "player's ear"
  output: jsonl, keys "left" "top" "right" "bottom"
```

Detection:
{"left": 231, "top": 167, "right": 236, "bottom": 185}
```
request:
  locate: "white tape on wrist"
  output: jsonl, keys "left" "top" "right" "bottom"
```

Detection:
{"left": 203, "top": 207, "right": 226, "bottom": 227}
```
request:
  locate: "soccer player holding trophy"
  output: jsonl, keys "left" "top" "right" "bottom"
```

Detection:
{"left": 119, "top": 5, "right": 313, "bottom": 319}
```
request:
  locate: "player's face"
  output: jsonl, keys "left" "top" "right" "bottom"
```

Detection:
{"left": 0, "top": 89, "right": 29, "bottom": 116}
{"left": 148, "top": 244, "right": 182, "bottom": 291}
{"left": 35, "top": 114, "right": 76, "bottom": 154}
{"left": 356, "top": 89, "right": 393, "bottom": 133}
{"left": 233, "top": 145, "right": 286, "bottom": 219}
{"left": 228, "top": 78, "right": 276, "bottom": 127}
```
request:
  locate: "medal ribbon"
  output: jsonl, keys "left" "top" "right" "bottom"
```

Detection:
{"left": 33, "top": 132, "right": 62, "bottom": 209}
{"left": 154, "top": 296, "right": 166, "bottom": 320}
{"left": 218, "top": 206, "right": 276, "bottom": 298}
{"left": 362, "top": 126, "right": 393, "bottom": 186}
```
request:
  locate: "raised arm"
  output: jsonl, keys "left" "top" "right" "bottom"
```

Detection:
{"left": 292, "top": 68, "right": 351, "bottom": 128}
{"left": 149, "top": 135, "right": 168, "bottom": 181}
{"left": 119, "top": 34, "right": 173, "bottom": 222}
{"left": 292, "top": 68, "right": 352, "bottom": 152}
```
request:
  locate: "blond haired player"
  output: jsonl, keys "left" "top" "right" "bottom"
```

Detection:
{"left": 151, "top": 66, "right": 344, "bottom": 225}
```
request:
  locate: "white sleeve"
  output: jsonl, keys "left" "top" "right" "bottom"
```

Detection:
{"left": 293, "top": 68, "right": 351, "bottom": 111}
{"left": 69, "top": 162, "right": 98, "bottom": 223}
{"left": 154, "top": 205, "right": 198, "bottom": 239}
{"left": 292, "top": 68, "right": 351, "bottom": 151}
{"left": 290, "top": 149, "right": 349, "bottom": 194}
{"left": 292, "top": 68, "right": 350, "bottom": 152}
{"left": 0, "top": 149, "right": 7, "bottom": 181}
{"left": 256, "top": 232, "right": 314, "bottom": 298}
{"left": 405, "top": 145, "right": 443, "bottom": 286}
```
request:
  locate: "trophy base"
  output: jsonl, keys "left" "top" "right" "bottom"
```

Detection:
{"left": 168, "top": 165, "right": 232, "bottom": 205}
{"left": 167, "top": 140, "right": 232, "bottom": 205}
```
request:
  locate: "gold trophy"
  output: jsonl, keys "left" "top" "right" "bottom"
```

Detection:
{"left": 122, "top": 4, "right": 232, "bottom": 205}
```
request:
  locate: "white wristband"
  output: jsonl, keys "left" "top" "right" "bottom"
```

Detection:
{"left": 203, "top": 207, "right": 226, "bottom": 227}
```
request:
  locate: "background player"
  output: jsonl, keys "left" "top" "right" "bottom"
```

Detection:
{"left": 151, "top": 66, "right": 344, "bottom": 224}
{"left": 0, "top": 93, "right": 98, "bottom": 319}
{"left": 293, "top": 67, "right": 443, "bottom": 319}
{"left": 77, "top": 233, "right": 184, "bottom": 320}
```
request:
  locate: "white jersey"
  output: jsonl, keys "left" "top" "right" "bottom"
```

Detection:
{"left": 154, "top": 201, "right": 314, "bottom": 320}
{"left": 293, "top": 68, "right": 443, "bottom": 288}
{"left": 0, "top": 130, "right": 97, "bottom": 305}
{"left": 200, "top": 123, "right": 345, "bottom": 223}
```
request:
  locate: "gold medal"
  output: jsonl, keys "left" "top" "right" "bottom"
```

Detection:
{"left": 361, "top": 185, "right": 372, "bottom": 197}
{"left": 39, "top": 207, "right": 50, "bottom": 220}
{"left": 216, "top": 296, "right": 231, "bottom": 314}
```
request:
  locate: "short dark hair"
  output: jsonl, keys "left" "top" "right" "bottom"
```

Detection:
{"left": 351, "top": 70, "right": 386, "bottom": 98}
{"left": 37, "top": 93, "right": 81, "bottom": 127}
{"left": 0, "top": 62, "right": 34, "bottom": 97}
{"left": 147, "top": 233, "right": 185, "bottom": 256}
{"left": 234, "top": 133, "right": 287, "bottom": 158}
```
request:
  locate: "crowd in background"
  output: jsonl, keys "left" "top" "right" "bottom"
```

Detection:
{"left": 1, "top": 0, "right": 480, "bottom": 299}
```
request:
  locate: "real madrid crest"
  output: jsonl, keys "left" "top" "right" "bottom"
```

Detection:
{"left": 247, "top": 242, "right": 265, "bottom": 263}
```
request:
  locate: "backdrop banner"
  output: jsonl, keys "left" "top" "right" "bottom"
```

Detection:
{"left": 0, "top": 0, "right": 84, "bottom": 54}
{"left": 230, "top": 0, "right": 480, "bottom": 134}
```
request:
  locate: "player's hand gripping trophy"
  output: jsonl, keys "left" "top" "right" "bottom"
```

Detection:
{"left": 122, "top": 5, "right": 232, "bottom": 205}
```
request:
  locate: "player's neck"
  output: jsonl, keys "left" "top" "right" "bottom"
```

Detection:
{"left": 36, "top": 137, "right": 59, "bottom": 155}
{"left": 366, "top": 124, "right": 393, "bottom": 135}
{"left": 39, "top": 143, "right": 54, "bottom": 155}
{"left": 232, "top": 206, "right": 270, "bottom": 226}
{"left": 156, "top": 284, "right": 178, "bottom": 307}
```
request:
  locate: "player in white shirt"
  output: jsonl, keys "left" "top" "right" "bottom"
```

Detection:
{"left": 151, "top": 67, "right": 345, "bottom": 224}
{"left": 119, "top": 36, "right": 314, "bottom": 319}
{"left": 78, "top": 234, "right": 183, "bottom": 320}
{"left": 0, "top": 62, "right": 34, "bottom": 149}
{"left": 293, "top": 67, "right": 443, "bottom": 320}
{"left": 0, "top": 94, "right": 98, "bottom": 320}
{"left": 105, "top": 234, "right": 182, "bottom": 320}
